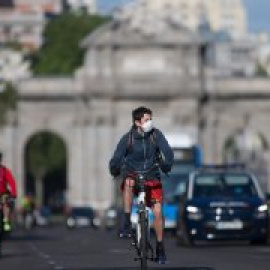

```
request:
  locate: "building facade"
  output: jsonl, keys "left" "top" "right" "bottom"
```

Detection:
{"left": 121, "top": 0, "right": 247, "bottom": 37}
{"left": 66, "top": 0, "right": 97, "bottom": 14}
{"left": 0, "top": 2, "right": 46, "bottom": 50}
{"left": 0, "top": 0, "right": 65, "bottom": 51}
{"left": 14, "top": 0, "right": 63, "bottom": 14}
{"left": 0, "top": 47, "right": 31, "bottom": 83}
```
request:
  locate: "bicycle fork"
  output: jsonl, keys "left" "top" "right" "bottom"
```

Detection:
{"left": 132, "top": 202, "right": 154, "bottom": 263}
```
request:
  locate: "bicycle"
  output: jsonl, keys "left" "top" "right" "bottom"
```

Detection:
{"left": 131, "top": 165, "right": 159, "bottom": 270}
{"left": 0, "top": 195, "right": 5, "bottom": 258}
{"left": 0, "top": 194, "right": 15, "bottom": 258}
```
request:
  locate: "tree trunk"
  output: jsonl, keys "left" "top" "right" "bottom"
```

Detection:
{"left": 35, "top": 176, "right": 44, "bottom": 207}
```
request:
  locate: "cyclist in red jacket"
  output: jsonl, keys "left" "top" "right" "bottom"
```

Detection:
{"left": 0, "top": 152, "right": 17, "bottom": 232}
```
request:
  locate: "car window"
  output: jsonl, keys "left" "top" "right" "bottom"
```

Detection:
{"left": 162, "top": 173, "right": 188, "bottom": 202}
{"left": 72, "top": 208, "right": 93, "bottom": 216}
{"left": 224, "top": 175, "right": 257, "bottom": 197}
{"left": 193, "top": 173, "right": 259, "bottom": 198}
{"left": 193, "top": 175, "right": 224, "bottom": 198}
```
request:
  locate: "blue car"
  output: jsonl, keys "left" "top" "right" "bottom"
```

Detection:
{"left": 176, "top": 167, "right": 269, "bottom": 246}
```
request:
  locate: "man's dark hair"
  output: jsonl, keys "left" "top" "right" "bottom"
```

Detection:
{"left": 0, "top": 152, "right": 2, "bottom": 162}
{"left": 132, "top": 106, "right": 152, "bottom": 124}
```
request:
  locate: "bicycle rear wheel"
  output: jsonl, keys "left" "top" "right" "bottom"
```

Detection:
{"left": 0, "top": 209, "right": 3, "bottom": 258}
{"left": 139, "top": 211, "right": 148, "bottom": 270}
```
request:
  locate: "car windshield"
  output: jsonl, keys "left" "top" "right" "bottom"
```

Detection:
{"left": 162, "top": 173, "right": 188, "bottom": 203}
{"left": 72, "top": 208, "right": 93, "bottom": 216}
{"left": 193, "top": 173, "right": 259, "bottom": 198}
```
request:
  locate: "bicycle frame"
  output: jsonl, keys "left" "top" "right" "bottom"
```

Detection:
{"left": 0, "top": 194, "right": 15, "bottom": 257}
{"left": 0, "top": 197, "right": 5, "bottom": 257}
{"left": 136, "top": 186, "right": 150, "bottom": 247}
{"left": 131, "top": 166, "right": 158, "bottom": 269}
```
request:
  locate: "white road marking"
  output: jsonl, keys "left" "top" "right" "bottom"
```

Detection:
{"left": 29, "top": 243, "right": 65, "bottom": 270}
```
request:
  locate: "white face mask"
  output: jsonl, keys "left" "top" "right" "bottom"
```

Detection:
{"left": 141, "top": 120, "right": 154, "bottom": 133}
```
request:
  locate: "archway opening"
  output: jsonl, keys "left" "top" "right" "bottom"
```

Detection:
{"left": 223, "top": 129, "right": 268, "bottom": 162}
{"left": 24, "top": 131, "right": 67, "bottom": 214}
{"left": 223, "top": 129, "right": 269, "bottom": 191}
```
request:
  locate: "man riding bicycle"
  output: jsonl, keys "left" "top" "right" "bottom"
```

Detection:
{"left": 0, "top": 152, "right": 17, "bottom": 233}
{"left": 109, "top": 106, "right": 174, "bottom": 264}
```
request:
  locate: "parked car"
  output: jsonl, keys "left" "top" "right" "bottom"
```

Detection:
{"left": 66, "top": 207, "right": 97, "bottom": 229}
{"left": 176, "top": 165, "right": 269, "bottom": 246}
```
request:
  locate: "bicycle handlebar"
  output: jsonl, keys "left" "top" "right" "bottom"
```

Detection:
{"left": 134, "top": 163, "right": 159, "bottom": 183}
{"left": 0, "top": 195, "right": 16, "bottom": 205}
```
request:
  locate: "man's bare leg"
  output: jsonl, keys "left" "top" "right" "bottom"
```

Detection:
{"left": 152, "top": 202, "right": 167, "bottom": 263}
{"left": 123, "top": 178, "right": 135, "bottom": 214}
{"left": 120, "top": 178, "right": 135, "bottom": 237}
{"left": 152, "top": 202, "right": 163, "bottom": 242}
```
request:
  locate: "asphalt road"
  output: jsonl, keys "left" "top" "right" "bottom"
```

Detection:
{"left": 1, "top": 225, "right": 270, "bottom": 270}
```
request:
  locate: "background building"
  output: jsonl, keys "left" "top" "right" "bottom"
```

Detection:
{"left": 14, "top": 0, "right": 63, "bottom": 14}
{"left": 0, "top": 47, "right": 31, "bottom": 83}
{"left": 65, "top": 0, "right": 97, "bottom": 14}
{"left": 0, "top": 1, "right": 53, "bottom": 51}
{"left": 121, "top": 0, "right": 247, "bottom": 37}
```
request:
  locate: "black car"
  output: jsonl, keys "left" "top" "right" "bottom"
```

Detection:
{"left": 176, "top": 166, "right": 269, "bottom": 246}
{"left": 66, "top": 207, "right": 98, "bottom": 229}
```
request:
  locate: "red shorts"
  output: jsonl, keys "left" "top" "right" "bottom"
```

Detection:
{"left": 121, "top": 177, "right": 163, "bottom": 207}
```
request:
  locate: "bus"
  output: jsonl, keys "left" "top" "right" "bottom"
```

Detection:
{"left": 161, "top": 144, "right": 202, "bottom": 230}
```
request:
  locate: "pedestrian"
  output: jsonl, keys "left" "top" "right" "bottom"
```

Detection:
{"left": 0, "top": 151, "right": 17, "bottom": 232}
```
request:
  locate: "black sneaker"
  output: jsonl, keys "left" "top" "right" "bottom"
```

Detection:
{"left": 119, "top": 224, "right": 132, "bottom": 238}
{"left": 155, "top": 243, "right": 167, "bottom": 264}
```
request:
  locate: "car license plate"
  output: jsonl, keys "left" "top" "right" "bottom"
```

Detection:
{"left": 216, "top": 220, "right": 243, "bottom": 230}
{"left": 77, "top": 217, "right": 90, "bottom": 226}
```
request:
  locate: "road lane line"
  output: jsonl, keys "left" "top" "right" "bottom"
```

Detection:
{"left": 29, "top": 243, "right": 65, "bottom": 270}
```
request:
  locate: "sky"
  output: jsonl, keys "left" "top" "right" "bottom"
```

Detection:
{"left": 98, "top": 0, "right": 270, "bottom": 34}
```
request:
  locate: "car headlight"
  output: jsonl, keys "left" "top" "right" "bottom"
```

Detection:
{"left": 186, "top": 206, "right": 200, "bottom": 213}
{"left": 257, "top": 204, "right": 268, "bottom": 212}
{"left": 107, "top": 209, "right": 117, "bottom": 218}
{"left": 67, "top": 217, "right": 75, "bottom": 228}
{"left": 255, "top": 204, "right": 268, "bottom": 219}
{"left": 186, "top": 206, "right": 203, "bottom": 220}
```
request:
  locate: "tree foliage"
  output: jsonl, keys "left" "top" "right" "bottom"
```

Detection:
{"left": 0, "top": 83, "right": 18, "bottom": 125}
{"left": 32, "top": 13, "right": 109, "bottom": 75}
{"left": 256, "top": 63, "right": 268, "bottom": 77}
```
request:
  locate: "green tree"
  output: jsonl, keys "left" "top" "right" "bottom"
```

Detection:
{"left": 26, "top": 132, "right": 66, "bottom": 206}
{"left": 256, "top": 63, "right": 268, "bottom": 77}
{"left": 0, "top": 83, "right": 18, "bottom": 125}
{"left": 32, "top": 13, "right": 109, "bottom": 75}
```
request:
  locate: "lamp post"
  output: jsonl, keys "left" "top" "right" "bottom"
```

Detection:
{"left": 197, "top": 42, "right": 209, "bottom": 152}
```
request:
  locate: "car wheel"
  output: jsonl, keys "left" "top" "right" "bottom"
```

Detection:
{"left": 66, "top": 217, "right": 75, "bottom": 229}
{"left": 250, "top": 237, "right": 269, "bottom": 246}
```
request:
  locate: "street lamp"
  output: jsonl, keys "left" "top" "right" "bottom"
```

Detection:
{"left": 197, "top": 42, "right": 210, "bottom": 150}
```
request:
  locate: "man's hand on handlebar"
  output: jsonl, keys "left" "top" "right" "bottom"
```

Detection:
{"left": 110, "top": 167, "right": 121, "bottom": 178}
{"left": 158, "top": 160, "right": 171, "bottom": 173}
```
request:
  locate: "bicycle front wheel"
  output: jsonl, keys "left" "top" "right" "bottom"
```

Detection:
{"left": 139, "top": 211, "right": 148, "bottom": 270}
{"left": 0, "top": 209, "right": 3, "bottom": 258}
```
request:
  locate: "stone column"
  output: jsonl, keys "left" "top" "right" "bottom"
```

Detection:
{"left": 81, "top": 123, "right": 99, "bottom": 207}
{"left": 94, "top": 124, "right": 114, "bottom": 210}
{"left": 67, "top": 123, "right": 84, "bottom": 206}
